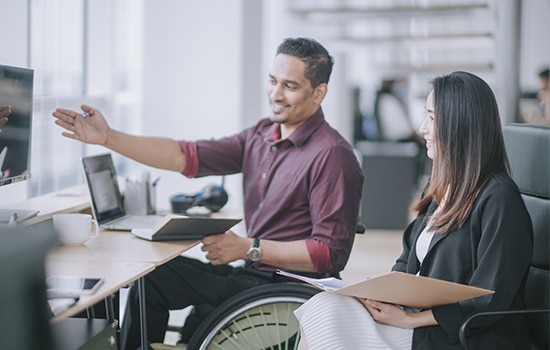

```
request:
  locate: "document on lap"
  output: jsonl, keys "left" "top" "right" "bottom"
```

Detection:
{"left": 277, "top": 270, "right": 494, "bottom": 309}
{"left": 277, "top": 270, "right": 348, "bottom": 291}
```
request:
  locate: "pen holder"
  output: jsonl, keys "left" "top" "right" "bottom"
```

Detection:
{"left": 124, "top": 178, "right": 156, "bottom": 215}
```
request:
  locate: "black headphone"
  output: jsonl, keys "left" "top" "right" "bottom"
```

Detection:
{"left": 170, "top": 179, "right": 228, "bottom": 213}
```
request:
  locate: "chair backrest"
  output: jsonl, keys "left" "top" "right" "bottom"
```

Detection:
{"left": 502, "top": 123, "right": 550, "bottom": 349}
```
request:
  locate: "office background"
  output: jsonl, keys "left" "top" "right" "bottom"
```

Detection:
{"left": 0, "top": 0, "right": 548, "bottom": 215}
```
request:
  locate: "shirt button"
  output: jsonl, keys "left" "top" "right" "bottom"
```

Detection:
{"left": 261, "top": 173, "right": 267, "bottom": 179}
{"left": 271, "top": 146, "right": 277, "bottom": 152}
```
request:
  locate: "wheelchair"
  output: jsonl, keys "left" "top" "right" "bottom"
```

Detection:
{"left": 153, "top": 224, "right": 365, "bottom": 350}
{"left": 184, "top": 225, "right": 365, "bottom": 349}
{"left": 184, "top": 282, "right": 320, "bottom": 350}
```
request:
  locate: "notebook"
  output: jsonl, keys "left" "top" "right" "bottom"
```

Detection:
{"left": 81, "top": 153, "right": 164, "bottom": 231}
{"left": 131, "top": 214, "right": 242, "bottom": 241}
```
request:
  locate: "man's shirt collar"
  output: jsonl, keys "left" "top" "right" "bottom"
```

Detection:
{"left": 265, "top": 108, "right": 324, "bottom": 147}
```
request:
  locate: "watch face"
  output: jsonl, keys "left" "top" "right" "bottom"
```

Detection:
{"left": 248, "top": 247, "right": 261, "bottom": 262}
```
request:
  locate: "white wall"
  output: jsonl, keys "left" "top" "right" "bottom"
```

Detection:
{"left": 140, "top": 1, "right": 248, "bottom": 211}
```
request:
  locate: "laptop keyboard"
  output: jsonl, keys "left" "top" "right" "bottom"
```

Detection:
{"left": 106, "top": 215, "right": 163, "bottom": 230}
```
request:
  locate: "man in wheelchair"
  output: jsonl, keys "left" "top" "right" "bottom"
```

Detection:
{"left": 52, "top": 37, "right": 364, "bottom": 349}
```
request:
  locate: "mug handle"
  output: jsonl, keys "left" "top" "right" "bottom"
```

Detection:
{"left": 89, "top": 219, "right": 100, "bottom": 238}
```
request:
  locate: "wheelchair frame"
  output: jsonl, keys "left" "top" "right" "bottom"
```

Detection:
{"left": 186, "top": 282, "right": 320, "bottom": 350}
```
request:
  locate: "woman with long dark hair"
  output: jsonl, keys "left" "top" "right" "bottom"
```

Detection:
{"left": 294, "top": 71, "right": 533, "bottom": 349}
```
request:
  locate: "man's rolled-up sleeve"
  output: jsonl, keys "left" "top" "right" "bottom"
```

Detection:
{"left": 305, "top": 239, "right": 331, "bottom": 272}
{"left": 179, "top": 141, "right": 199, "bottom": 178}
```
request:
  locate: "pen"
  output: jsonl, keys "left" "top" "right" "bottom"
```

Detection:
{"left": 152, "top": 177, "right": 161, "bottom": 187}
{"left": 8, "top": 212, "right": 17, "bottom": 226}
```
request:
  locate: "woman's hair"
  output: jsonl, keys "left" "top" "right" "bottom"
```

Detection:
{"left": 414, "top": 71, "right": 510, "bottom": 233}
{"left": 276, "top": 37, "right": 334, "bottom": 88}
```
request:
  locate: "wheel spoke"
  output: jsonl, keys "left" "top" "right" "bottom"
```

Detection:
{"left": 191, "top": 283, "right": 320, "bottom": 350}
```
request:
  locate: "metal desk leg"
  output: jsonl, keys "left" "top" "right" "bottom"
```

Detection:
{"left": 105, "top": 294, "right": 116, "bottom": 324}
{"left": 138, "top": 278, "right": 148, "bottom": 349}
{"left": 86, "top": 306, "right": 96, "bottom": 319}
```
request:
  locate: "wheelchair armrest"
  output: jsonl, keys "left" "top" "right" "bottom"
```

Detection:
{"left": 459, "top": 308, "right": 550, "bottom": 349}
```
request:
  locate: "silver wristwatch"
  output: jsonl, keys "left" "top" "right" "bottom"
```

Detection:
{"left": 246, "top": 238, "right": 262, "bottom": 262}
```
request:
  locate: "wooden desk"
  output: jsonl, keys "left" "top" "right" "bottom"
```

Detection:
{"left": 47, "top": 259, "right": 154, "bottom": 321}
{"left": 1, "top": 184, "right": 91, "bottom": 226}
{"left": 47, "top": 229, "right": 200, "bottom": 349}
{"left": 48, "top": 229, "right": 200, "bottom": 265}
{"left": 8, "top": 183, "right": 207, "bottom": 348}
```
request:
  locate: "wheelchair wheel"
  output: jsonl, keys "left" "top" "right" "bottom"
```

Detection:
{"left": 187, "top": 282, "right": 320, "bottom": 350}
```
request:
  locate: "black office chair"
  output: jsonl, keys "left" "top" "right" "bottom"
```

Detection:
{"left": 459, "top": 123, "right": 550, "bottom": 349}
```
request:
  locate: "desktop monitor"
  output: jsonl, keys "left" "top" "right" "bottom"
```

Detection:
{"left": 0, "top": 64, "right": 34, "bottom": 186}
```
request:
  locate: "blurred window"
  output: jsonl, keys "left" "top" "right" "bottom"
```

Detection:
{"left": 29, "top": 0, "right": 143, "bottom": 195}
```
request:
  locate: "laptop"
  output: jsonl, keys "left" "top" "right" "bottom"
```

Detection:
{"left": 81, "top": 153, "right": 164, "bottom": 231}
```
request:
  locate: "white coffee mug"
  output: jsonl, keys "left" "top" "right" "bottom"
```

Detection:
{"left": 53, "top": 213, "right": 99, "bottom": 246}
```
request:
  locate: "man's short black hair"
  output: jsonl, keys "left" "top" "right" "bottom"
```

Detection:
{"left": 276, "top": 37, "right": 334, "bottom": 88}
{"left": 539, "top": 67, "right": 549, "bottom": 80}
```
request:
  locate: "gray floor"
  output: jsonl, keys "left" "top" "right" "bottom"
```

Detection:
{"left": 341, "top": 229, "right": 403, "bottom": 283}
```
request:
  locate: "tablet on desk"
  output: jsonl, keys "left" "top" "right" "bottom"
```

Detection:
{"left": 0, "top": 208, "right": 39, "bottom": 223}
{"left": 46, "top": 275, "right": 104, "bottom": 297}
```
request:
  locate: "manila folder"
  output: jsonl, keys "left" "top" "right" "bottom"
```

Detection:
{"left": 334, "top": 271, "right": 494, "bottom": 308}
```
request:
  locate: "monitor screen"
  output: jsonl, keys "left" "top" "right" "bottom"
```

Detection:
{"left": 0, "top": 64, "right": 34, "bottom": 186}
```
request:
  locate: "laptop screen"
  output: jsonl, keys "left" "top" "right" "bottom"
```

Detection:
{"left": 81, "top": 153, "right": 126, "bottom": 224}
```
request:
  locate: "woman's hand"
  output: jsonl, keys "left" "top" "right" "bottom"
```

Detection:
{"left": 0, "top": 105, "right": 11, "bottom": 131}
{"left": 358, "top": 298, "right": 437, "bottom": 329}
{"left": 359, "top": 299, "right": 412, "bottom": 328}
